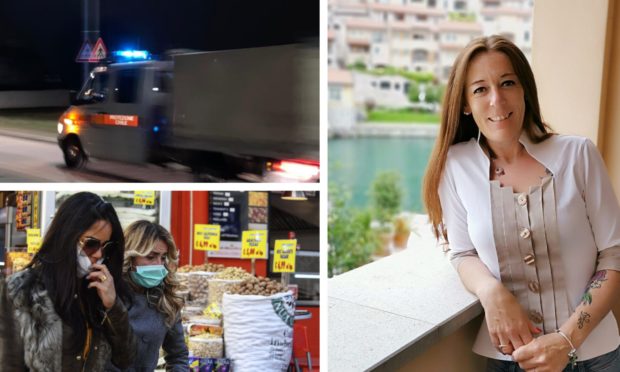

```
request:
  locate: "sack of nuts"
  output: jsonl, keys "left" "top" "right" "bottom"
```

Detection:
{"left": 227, "top": 277, "right": 288, "bottom": 297}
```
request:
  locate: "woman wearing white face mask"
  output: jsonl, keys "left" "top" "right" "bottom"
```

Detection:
{"left": 105, "top": 220, "right": 188, "bottom": 372}
{"left": 0, "top": 192, "right": 136, "bottom": 371}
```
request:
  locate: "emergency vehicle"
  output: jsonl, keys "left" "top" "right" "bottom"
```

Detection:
{"left": 57, "top": 45, "right": 319, "bottom": 182}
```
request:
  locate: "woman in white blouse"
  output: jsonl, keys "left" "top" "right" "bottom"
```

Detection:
{"left": 423, "top": 35, "right": 620, "bottom": 371}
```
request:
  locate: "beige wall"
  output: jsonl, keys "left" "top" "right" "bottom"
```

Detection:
{"left": 531, "top": 0, "right": 610, "bottom": 143}
{"left": 374, "top": 315, "right": 487, "bottom": 371}
{"left": 532, "top": 0, "right": 620, "bottom": 330}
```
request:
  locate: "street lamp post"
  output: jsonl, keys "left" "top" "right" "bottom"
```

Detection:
{"left": 81, "top": 0, "right": 100, "bottom": 85}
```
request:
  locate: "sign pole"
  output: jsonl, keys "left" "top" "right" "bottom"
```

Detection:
{"left": 251, "top": 258, "right": 256, "bottom": 276}
{"left": 281, "top": 273, "right": 290, "bottom": 287}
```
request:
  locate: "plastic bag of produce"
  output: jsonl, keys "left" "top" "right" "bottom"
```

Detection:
{"left": 222, "top": 291, "right": 295, "bottom": 372}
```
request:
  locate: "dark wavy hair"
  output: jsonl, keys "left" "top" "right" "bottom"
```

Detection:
{"left": 26, "top": 192, "right": 130, "bottom": 353}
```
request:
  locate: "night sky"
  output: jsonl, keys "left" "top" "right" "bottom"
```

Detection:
{"left": 0, "top": 0, "right": 318, "bottom": 90}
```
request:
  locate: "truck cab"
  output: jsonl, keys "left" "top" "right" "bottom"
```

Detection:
{"left": 57, "top": 59, "right": 173, "bottom": 168}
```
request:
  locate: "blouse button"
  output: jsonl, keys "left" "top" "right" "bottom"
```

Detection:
{"left": 528, "top": 281, "right": 541, "bottom": 293}
{"left": 76, "top": 355, "right": 82, "bottom": 361}
{"left": 517, "top": 194, "right": 527, "bottom": 206}
{"left": 519, "top": 228, "right": 531, "bottom": 239}
{"left": 523, "top": 254, "right": 535, "bottom": 265}
{"left": 529, "top": 310, "right": 544, "bottom": 324}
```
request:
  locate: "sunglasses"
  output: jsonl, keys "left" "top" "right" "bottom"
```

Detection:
{"left": 79, "top": 236, "right": 115, "bottom": 255}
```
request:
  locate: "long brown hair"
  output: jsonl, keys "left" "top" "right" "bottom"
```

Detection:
{"left": 423, "top": 35, "right": 553, "bottom": 241}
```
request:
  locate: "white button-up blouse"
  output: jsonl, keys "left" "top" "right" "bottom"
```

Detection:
{"left": 438, "top": 133, "right": 620, "bottom": 361}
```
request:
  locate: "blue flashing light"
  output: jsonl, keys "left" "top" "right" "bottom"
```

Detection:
{"left": 153, "top": 126, "right": 160, "bottom": 133}
{"left": 112, "top": 50, "right": 151, "bottom": 61}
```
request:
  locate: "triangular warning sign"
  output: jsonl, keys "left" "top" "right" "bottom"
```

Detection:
{"left": 89, "top": 38, "right": 108, "bottom": 63}
{"left": 76, "top": 41, "right": 93, "bottom": 62}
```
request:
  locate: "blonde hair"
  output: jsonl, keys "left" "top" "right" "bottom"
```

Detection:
{"left": 123, "top": 220, "right": 184, "bottom": 327}
{"left": 422, "top": 35, "right": 553, "bottom": 241}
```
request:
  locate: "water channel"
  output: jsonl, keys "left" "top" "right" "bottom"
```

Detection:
{"left": 328, "top": 136, "right": 436, "bottom": 213}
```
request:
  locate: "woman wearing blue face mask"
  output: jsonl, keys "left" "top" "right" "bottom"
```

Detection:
{"left": 106, "top": 220, "right": 189, "bottom": 372}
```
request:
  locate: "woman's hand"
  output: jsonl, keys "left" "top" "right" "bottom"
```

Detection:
{"left": 512, "top": 333, "right": 571, "bottom": 371}
{"left": 479, "top": 281, "right": 541, "bottom": 354}
{"left": 86, "top": 263, "right": 117, "bottom": 309}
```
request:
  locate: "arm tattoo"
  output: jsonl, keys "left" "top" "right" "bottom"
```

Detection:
{"left": 580, "top": 270, "right": 608, "bottom": 305}
{"left": 577, "top": 311, "right": 591, "bottom": 329}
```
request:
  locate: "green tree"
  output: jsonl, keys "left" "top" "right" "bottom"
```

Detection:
{"left": 407, "top": 80, "right": 420, "bottom": 103}
{"left": 425, "top": 84, "right": 446, "bottom": 104}
{"left": 370, "top": 171, "right": 403, "bottom": 225}
{"left": 328, "top": 185, "right": 377, "bottom": 277}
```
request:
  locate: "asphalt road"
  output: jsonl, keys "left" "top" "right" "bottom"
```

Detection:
{"left": 0, "top": 134, "right": 196, "bottom": 182}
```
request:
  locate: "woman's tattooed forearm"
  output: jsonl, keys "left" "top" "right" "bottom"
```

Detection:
{"left": 580, "top": 270, "right": 608, "bottom": 305}
{"left": 577, "top": 311, "right": 591, "bottom": 329}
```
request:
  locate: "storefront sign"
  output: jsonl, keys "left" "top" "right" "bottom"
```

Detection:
{"left": 133, "top": 191, "right": 155, "bottom": 206}
{"left": 194, "top": 224, "right": 221, "bottom": 251}
{"left": 273, "top": 239, "right": 296, "bottom": 273}
{"left": 241, "top": 230, "right": 267, "bottom": 259}
{"left": 26, "top": 228, "right": 42, "bottom": 254}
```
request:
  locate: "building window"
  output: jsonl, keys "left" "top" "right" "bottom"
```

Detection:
{"left": 329, "top": 86, "right": 341, "bottom": 101}
{"left": 524, "top": 31, "right": 530, "bottom": 42}
{"left": 413, "top": 49, "right": 429, "bottom": 62}
{"left": 395, "top": 83, "right": 400, "bottom": 90}
{"left": 413, "top": 34, "right": 425, "bottom": 40}
{"left": 380, "top": 81, "right": 391, "bottom": 90}
{"left": 455, "top": 1, "right": 466, "bottom": 11}
{"left": 114, "top": 68, "right": 140, "bottom": 104}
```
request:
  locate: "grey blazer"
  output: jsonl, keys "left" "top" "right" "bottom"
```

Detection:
{"left": 106, "top": 291, "right": 188, "bottom": 371}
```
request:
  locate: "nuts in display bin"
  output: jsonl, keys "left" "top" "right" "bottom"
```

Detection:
{"left": 188, "top": 271, "right": 217, "bottom": 304}
{"left": 177, "top": 272, "right": 190, "bottom": 291}
{"left": 179, "top": 263, "right": 226, "bottom": 273}
{"left": 228, "top": 276, "right": 288, "bottom": 296}
{"left": 213, "top": 267, "right": 252, "bottom": 280}
{"left": 207, "top": 278, "right": 244, "bottom": 306}
{"left": 188, "top": 334, "right": 223, "bottom": 358}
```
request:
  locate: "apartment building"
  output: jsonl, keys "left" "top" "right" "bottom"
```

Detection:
{"left": 329, "top": 0, "right": 533, "bottom": 82}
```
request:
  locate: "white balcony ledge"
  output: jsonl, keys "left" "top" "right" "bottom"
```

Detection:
{"left": 328, "top": 216, "right": 483, "bottom": 371}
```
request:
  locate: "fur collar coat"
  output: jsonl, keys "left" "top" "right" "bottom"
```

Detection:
{"left": 0, "top": 268, "right": 136, "bottom": 371}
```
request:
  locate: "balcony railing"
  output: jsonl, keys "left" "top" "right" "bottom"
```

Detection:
{"left": 328, "top": 215, "right": 485, "bottom": 371}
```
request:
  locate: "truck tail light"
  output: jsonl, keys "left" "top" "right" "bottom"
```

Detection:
{"left": 270, "top": 159, "right": 320, "bottom": 181}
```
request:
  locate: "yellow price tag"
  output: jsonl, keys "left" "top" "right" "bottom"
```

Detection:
{"left": 134, "top": 191, "right": 155, "bottom": 206}
{"left": 273, "top": 239, "right": 296, "bottom": 273}
{"left": 194, "top": 224, "right": 221, "bottom": 251}
{"left": 26, "top": 228, "right": 42, "bottom": 254}
{"left": 241, "top": 230, "right": 268, "bottom": 259}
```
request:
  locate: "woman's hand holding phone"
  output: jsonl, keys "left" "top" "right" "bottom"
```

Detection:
{"left": 86, "top": 263, "right": 116, "bottom": 309}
